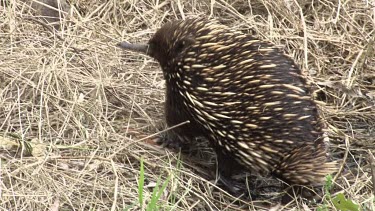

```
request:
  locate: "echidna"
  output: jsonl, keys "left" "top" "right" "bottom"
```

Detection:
{"left": 118, "top": 18, "right": 337, "bottom": 191}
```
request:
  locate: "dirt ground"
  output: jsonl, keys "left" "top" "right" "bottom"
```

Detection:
{"left": 1, "top": 0, "right": 374, "bottom": 210}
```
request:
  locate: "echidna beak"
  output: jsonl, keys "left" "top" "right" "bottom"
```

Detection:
{"left": 116, "top": 42, "right": 149, "bottom": 55}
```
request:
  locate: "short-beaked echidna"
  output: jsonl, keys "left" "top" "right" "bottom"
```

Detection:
{"left": 118, "top": 18, "right": 337, "bottom": 189}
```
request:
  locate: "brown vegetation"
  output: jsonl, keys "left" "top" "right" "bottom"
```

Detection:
{"left": 1, "top": 0, "right": 374, "bottom": 210}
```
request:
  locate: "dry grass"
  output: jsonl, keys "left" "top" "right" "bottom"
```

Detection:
{"left": 1, "top": 0, "right": 374, "bottom": 210}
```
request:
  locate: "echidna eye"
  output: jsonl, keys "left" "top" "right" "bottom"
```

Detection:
{"left": 174, "top": 40, "right": 186, "bottom": 53}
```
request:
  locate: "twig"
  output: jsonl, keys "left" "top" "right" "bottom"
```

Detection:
{"left": 368, "top": 150, "right": 375, "bottom": 195}
{"left": 293, "top": 0, "right": 309, "bottom": 71}
{"left": 333, "top": 136, "right": 350, "bottom": 183}
{"left": 110, "top": 159, "right": 119, "bottom": 211}
{"left": 108, "top": 121, "right": 190, "bottom": 159}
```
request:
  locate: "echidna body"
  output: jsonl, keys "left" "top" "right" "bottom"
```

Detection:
{"left": 118, "top": 18, "right": 337, "bottom": 187}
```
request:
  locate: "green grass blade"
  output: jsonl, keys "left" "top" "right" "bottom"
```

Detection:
{"left": 138, "top": 158, "right": 145, "bottom": 208}
{"left": 147, "top": 177, "right": 161, "bottom": 211}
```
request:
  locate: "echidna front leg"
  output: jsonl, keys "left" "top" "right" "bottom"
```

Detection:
{"left": 215, "top": 146, "right": 257, "bottom": 198}
{"left": 157, "top": 91, "right": 204, "bottom": 151}
{"left": 156, "top": 125, "right": 198, "bottom": 152}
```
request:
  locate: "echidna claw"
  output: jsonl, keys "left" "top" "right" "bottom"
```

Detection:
{"left": 218, "top": 174, "right": 258, "bottom": 200}
{"left": 154, "top": 132, "right": 192, "bottom": 152}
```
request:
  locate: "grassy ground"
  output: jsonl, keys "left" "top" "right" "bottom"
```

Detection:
{"left": 1, "top": 0, "right": 374, "bottom": 210}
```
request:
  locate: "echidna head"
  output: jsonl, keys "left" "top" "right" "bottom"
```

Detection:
{"left": 118, "top": 19, "right": 200, "bottom": 68}
{"left": 148, "top": 22, "right": 196, "bottom": 67}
